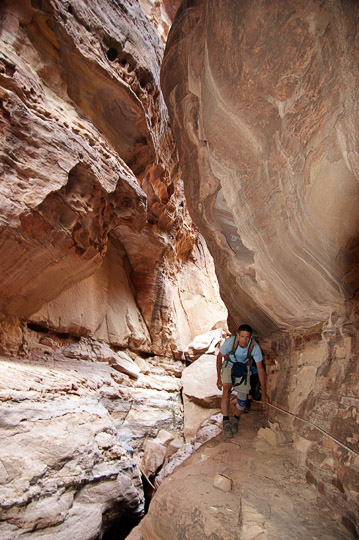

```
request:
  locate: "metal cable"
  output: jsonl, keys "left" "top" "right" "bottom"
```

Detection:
{"left": 262, "top": 401, "right": 359, "bottom": 457}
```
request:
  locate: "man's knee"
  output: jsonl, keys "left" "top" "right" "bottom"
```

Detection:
{"left": 222, "top": 383, "right": 232, "bottom": 396}
{"left": 235, "top": 392, "right": 247, "bottom": 412}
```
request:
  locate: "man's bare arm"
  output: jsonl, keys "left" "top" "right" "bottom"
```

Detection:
{"left": 216, "top": 352, "right": 224, "bottom": 389}
{"left": 256, "top": 361, "right": 269, "bottom": 404}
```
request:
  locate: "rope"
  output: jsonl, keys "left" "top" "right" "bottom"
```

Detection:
{"left": 260, "top": 401, "right": 359, "bottom": 458}
{"left": 139, "top": 467, "right": 156, "bottom": 491}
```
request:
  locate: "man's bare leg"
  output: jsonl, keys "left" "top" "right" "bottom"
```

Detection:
{"left": 222, "top": 383, "right": 233, "bottom": 439}
{"left": 232, "top": 393, "right": 247, "bottom": 434}
{"left": 221, "top": 383, "right": 232, "bottom": 416}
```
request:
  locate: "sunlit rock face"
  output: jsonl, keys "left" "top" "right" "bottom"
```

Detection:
{"left": 161, "top": 0, "right": 359, "bottom": 535}
{"left": 138, "top": 0, "right": 181, "bottom": 43}
{"left": 161, "top": 0, "right": 359, "bottom": 337}
{"left": 0, "top": 334, "right": 185, "bottom": 540}
{"left": 0, "top": 0, "right": 227, "bottom": 355}
{"left": 0, "top": 0, "right": 227, "bottom": 537}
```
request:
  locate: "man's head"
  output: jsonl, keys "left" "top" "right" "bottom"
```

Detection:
{"left": 236, "top": 324, "right": 252, "bottom": 348}
{"left": 237, "top": 324, "right": 252, "bottom": 334}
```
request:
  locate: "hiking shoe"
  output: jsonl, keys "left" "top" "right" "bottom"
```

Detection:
{"left": 232, "top": 416, "right": 240, "bottom": 434}
{"left": 223, "top": 419, "right": 233, "bottom": 439}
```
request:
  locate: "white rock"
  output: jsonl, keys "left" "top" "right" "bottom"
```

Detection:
{"left": 184, "top": 328, "right": 227, "bottom": 361}
{"left": 140, "top": 439, "right": 167, "bottom": 477}
{"left": 213, "top": 473, "right": 232, "bottom": 492}
{"left": 155, "top": 429, "right": 175, "bottom": 446}
{"left": 183, "top": 397, "right": 220, "bottom": 441}
{"left": 165, "top": 438, "right": 183, "bottom": 458}
{"left": 111, "top": 350, "right": 141, "bottom": 379}
{"left": 181, "top": 354, "right": 221, "bottom": 405}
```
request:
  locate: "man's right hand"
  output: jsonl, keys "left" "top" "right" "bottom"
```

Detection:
{"left": 216, "top": 377, "right": 222, "bottom": 390}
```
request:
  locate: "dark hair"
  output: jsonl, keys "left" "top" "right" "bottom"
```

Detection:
{"left": 237, "top": 324, "right": 252, "bottom": 334}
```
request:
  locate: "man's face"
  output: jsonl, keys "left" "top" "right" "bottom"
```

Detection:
{"left": 237, "top": 330, "right": 251, "bottom": 348}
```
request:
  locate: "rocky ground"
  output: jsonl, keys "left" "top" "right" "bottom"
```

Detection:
{"left": 0, "top": 333, "right": 184, "bottom": 539}
{"left": 129, "top": 403, "right": 354, "bottom": 539}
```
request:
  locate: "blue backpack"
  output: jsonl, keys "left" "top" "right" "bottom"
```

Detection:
{"left": 225, "top": 338, "right": 255, "bottom": 388}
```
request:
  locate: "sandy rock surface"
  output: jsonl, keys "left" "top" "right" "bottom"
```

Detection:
{"left": 0, "top": 334, "right": 184, "bottom": 539}
{"left": 129, "top": 407, "right": 353, "bottom": 540}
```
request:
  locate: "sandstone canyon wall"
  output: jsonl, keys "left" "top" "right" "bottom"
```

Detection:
{"left": 0, "top": 0, "right": 226, "bottom": 356}
{"left": 0, "top": 0, "right": 227, "bottom": 538}
{"left": 161, "top": 0, "right": 359, "bottom": 535}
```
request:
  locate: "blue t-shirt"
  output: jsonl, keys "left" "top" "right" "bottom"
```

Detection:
{"left": 220, "top": 336, "right": 263, "bottom": 365}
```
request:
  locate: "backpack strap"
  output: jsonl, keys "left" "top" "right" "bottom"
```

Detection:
{"left": 246, "top": 339, "right": 255, "bottom": 363}
{"left": 225, "top": 337, "right": 255, "bottom": 366}
{"left": 224, "top": 334, "right": 238, "bottom": 366}
{"left": 230, "top": 334, "right": 239, "bottom": 356}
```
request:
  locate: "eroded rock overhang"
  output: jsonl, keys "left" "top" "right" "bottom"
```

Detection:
{"left": 0, "top": 0, "right": 161, "bottom": 316}
{"left": 0, "top": 0, "right": 227, "bottom": 355}
{"left": 161, "top": 0, "right": 359, "bottom": 337}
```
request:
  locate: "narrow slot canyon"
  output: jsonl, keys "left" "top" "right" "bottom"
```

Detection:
{"left": 0, "top": 1, "right": 358, "bottom": 539}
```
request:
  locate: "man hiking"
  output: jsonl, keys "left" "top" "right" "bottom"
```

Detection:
{"left": 216, "top": 323, "right": 269, "bottom": 439}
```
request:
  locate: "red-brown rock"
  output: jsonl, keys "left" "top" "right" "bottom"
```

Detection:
{"left": 161, "top": 0, "right": 359, "bottom": 337}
